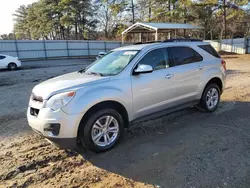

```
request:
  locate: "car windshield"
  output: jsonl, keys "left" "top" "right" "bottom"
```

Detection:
{"left": 83, "top": 50, "right": 139, "bottom": 76}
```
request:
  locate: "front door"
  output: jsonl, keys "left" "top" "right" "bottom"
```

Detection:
{"left": 131, "top": 48, "right": 177, "bottom": 119}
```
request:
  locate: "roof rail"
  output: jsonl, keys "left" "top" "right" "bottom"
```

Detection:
{"left": 133, "top": 38, "right": 203, "bottom": 45}
{"left": 163, "top": 38, "right": 203, "bottom": 42}
{"left": 134, "top": 41, "right": 161, "bottom": 45}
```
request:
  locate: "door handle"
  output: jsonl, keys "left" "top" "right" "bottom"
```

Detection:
{"left": 198, "top": 65, "right": 203, "bottom": 70}
{"left": 165, "top": 74, "right": 174, "bottom": 79}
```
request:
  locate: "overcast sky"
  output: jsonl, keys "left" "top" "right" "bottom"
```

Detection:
{"left": 0, "top": 0, "right": 37, "bottom": 35}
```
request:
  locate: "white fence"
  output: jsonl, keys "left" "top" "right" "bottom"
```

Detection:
{"left": 0, "top": 38, "right": 249, "bottom": 60}
{"left": 206, "top": 38, "right": 249, "bottom": 54}
{"left": 0, "top": 40, "right": 129, "bottom": 60}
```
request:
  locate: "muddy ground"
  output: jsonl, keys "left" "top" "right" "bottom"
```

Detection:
{"left": 0, "top": 55, "right": 250, "bottom": 188}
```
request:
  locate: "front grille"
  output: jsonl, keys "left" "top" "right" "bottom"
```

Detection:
{"left": 30, "top": 107, "right": 40, "bottom": 116}
{"left": 32, "top": 93, "right": 43, "bottom": 103}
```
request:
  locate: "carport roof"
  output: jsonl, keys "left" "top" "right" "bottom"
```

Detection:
{"left": 122, "top": 22, "right": 203, "bottom": 35}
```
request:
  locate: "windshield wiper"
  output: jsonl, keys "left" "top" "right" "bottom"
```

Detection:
{"left": 78, "top": 68, "right": 86, "bottom": 73}
{"left": 86, "top": 72, "right": 104, "bottom": 76}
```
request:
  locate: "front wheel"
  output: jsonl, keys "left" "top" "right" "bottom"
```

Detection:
{"left": 8, "top": 63, "right": 17, "bottom": 71}
{"left": 79, "top": 109, "right": 124, "bottom": 152}
{"left": 199, "top": 83, "right": 221, "bottom": 112}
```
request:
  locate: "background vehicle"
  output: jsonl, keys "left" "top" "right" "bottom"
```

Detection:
{"left": 0, "top": 54, "right": 21, "bottom": 70}
{"left": 96, "top": 52, "right": 106, "bottom": 60}
{"left": 27, "top": 39, "right": 226, "bottom": 152}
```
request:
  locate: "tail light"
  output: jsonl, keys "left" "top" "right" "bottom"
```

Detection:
{"left": 221, "top": 59, "right": 226, "bottom": 70}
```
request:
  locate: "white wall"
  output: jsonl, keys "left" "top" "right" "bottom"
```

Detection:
{"left": 0, "top": 40, "right": 130, "bottom": 60}
{"left": 205, "top": 38, "right": 248, "bottom": 54}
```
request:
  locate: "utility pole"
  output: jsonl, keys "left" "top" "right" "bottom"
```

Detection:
{"left": 131, "top": 0, "right": 135, "bottom": 24}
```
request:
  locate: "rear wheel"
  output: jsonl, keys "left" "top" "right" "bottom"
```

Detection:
{"left": 79, "top": 108, "right": 124, "bottom": 152}
{"left": 8, "top": 63, "right": 17, "bottom": 71}
{"left": 198, "top": 83, "right": 221, "bottom": 112}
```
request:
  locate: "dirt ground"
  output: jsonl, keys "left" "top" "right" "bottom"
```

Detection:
{"left": 1, "top": 55, "right": 250, "bottom": 188}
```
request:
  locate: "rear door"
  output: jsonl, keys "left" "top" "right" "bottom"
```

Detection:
{"left": 168, "top": 46, "right": 204, "bottom": 104}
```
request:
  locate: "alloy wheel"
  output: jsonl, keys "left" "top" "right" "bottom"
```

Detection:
{"left": 206, "top": 88, "right": 219, "bottom": 109}
{"left": 91, "top": 115, "right": 119, "bottom": 147}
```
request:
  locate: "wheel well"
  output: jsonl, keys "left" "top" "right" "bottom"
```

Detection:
{"left": 8, "top": 62, "right": 17, "bottom": 67}
{"left": 77, "top": 101, "right": 129, "bottom": 137}
{"left": 205, "top": 77, "right": 223, "bottom": 93}
{"left": 8, "top": 62, "right": 16, "bottom": 65}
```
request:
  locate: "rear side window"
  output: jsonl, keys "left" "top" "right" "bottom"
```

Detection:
{"left": 138, "top": 48, "right": 169, "bottom": 70}
{"left": 169, "top": 47, "right": 203, "bottom": 66}
{"left": 0, "top": 56, "right": 6, "bottom": 60}
{"left": 198, "top": 45, "right": 220, "bottom": 58}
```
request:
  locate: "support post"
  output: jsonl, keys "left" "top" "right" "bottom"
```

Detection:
{"left": 139, "top": 33, "right": 142, "bottom": 42}
{"left": 122, "top": 34, "right": 124, "bottom": 44}
{"left": 87, "top": 40, "right": 90, "bottom": 58}
{"left": 168, "top": 32, "right": 171, "bottom": 39}
{"left": 231, "top": 38, "right": 233, "bottom": 53}
{"left": 104, "top": 41, "right": 107, "bottom": 52}
{"left": 66, "top": 40, "right": 69, "bottom": 58}
{"left": 43, "top": 40, "right": 47, "bottom": 59}
{"left": 174, "top": 29, "right": 177, "bottom": 38}
{"left": 245, "top": 38, "right": 249, "bottom": 54}
{"left": 155, "top": 30, "right": 158, "bottom": 41}
{"left": 219, "top": 39, "right": 222, "bottom": 51}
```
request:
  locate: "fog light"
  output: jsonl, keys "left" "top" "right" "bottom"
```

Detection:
{"left": 44, "top": 123, "right": 61, "bottom": 136}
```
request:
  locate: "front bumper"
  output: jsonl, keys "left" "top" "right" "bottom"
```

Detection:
{"left": 27, "top": 106, "right": 82, "bottom": 149}
{"left": 32, "top": 128, "right": 77, "bottom": 149}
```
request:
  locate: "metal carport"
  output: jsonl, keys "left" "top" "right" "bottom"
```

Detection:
{"left": 121, "top": 22, "right": 203, "bottom": 43}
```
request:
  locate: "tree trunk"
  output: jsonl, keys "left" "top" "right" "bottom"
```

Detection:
{"left": 184, "top": 7, "right": 187, "bottom": 37}
{"left": 67, "top": 27, "right": 70, "bottom": 40}
{"left": 61, "top": 26, "right": 65, "bottom": 40}
{"left": 168, "top": 0, "right": 171, "bottom": 22}
{"left": 223, "top": 0, "right": 227, "bottom": 39}
{"left": 220, "top": 29, "right": 224, "bottom": 40}
{"left": 75, "top": 17, "right": 78, "bottom": 40}
{"left": 149, "top": 7, "right": 151, "bottom": 20}
{"left": 131, "top": 0, "right": 135, "bottom": 24}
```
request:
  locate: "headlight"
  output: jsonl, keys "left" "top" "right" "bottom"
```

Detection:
{"left": 45, "top": 91, "right": 75, "bottom": 111}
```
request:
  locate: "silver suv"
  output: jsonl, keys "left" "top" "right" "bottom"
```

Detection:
{"left": 27, "top": 40, "right": 226, "bottom": 152}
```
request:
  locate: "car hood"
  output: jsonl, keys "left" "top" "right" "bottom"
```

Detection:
{"left": 32, "top": 71, "right": 109, "bottom": 99}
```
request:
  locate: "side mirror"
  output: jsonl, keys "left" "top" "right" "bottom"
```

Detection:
{"left": 133, "top": 64, "right": 153, "bottom": 75}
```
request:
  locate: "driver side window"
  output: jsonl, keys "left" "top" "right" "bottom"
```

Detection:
{"left": 138, "top": 48, "right": 169, "bottom": 70}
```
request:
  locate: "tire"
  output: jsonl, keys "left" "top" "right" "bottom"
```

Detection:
{"left": 79, "top": 108, "right": 124, "bottom": 152}
{"left": 8, "top": 63, "right": 17, "bottom": 71}
{"left": 198, "top": 83, "right": 221, "bottom": 112}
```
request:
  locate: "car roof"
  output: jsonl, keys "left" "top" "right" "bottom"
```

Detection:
{"left": 0, "top": 54, "right": 10, "bottom": 57}
{"left": 113, "top": 41, "right": 210, "bottom": 51}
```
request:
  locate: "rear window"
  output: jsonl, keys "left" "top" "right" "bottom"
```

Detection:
{"left": 198, "top": 45, "right": 220, "bottom": 58}
{"left": 169, "top": 47, "right": 203, "bottom": 66}
{"left": 0, "top": 55, "right": 6, "bottom": 60}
